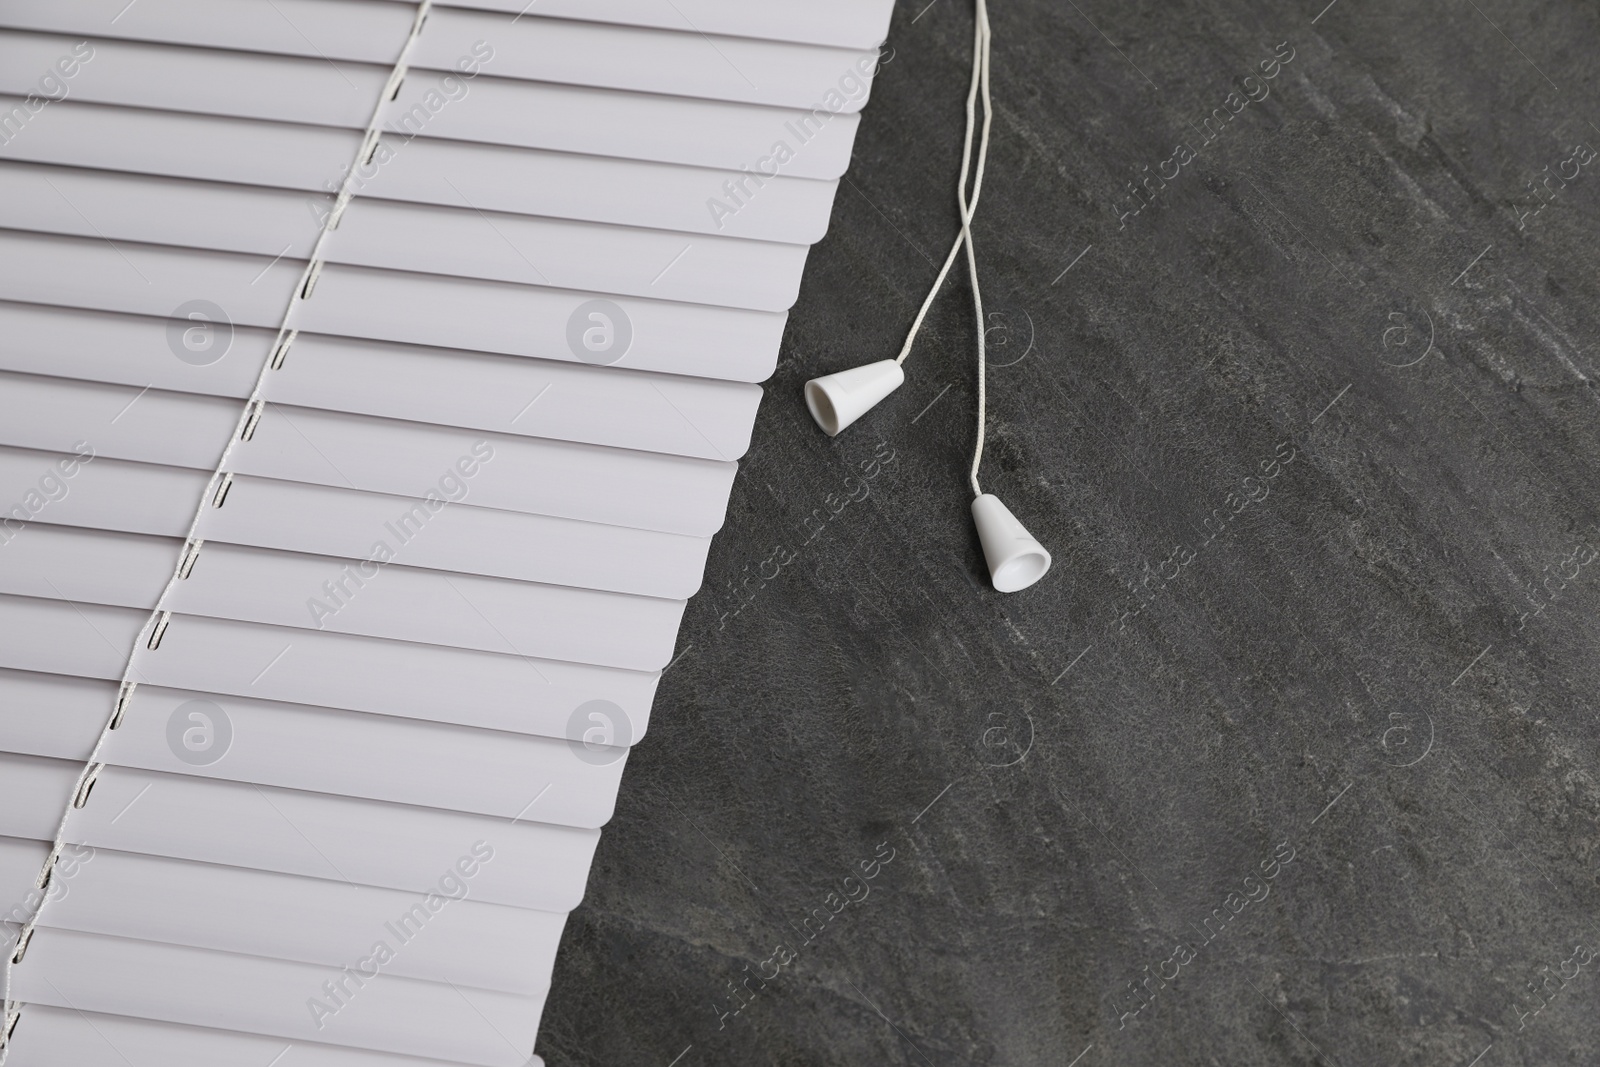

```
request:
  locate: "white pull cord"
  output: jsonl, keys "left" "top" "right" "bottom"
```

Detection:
{"left": 801, "top": 1, "right": 1049, "bottom": 592}
{"left": 893, "top": 0, "right": 990, "bottom": 370}
{"left": 962, "top": 0, "right": 993, "bottom": 497}
{"left": 893, "top": 0, "right": 993, "bottom": 496}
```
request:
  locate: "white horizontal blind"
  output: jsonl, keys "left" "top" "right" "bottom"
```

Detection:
{"left": 0, "top": 2, "right": 891, "bottom": 1063}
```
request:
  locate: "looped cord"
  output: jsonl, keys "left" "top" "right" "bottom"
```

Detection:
{"left": 893, "top": 0, "right": 993, "bottom": 497}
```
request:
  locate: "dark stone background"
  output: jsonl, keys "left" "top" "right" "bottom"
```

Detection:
{"left": 538, "top": 0, "right": 1600, "bottom": 1063}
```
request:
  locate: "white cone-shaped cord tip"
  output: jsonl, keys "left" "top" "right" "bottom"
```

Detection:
{"left": 804, "top": 359, "right": 905, "bottom": 436}
{"left": 971, "top": 493, "right": 1051, "bottom": 592}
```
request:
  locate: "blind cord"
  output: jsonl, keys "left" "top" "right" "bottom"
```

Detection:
{"left": 893, "top": 0, "right": 993, "bottom": 496}
{"left": 800, "top": 0, "right": 1051, "bottom": 593}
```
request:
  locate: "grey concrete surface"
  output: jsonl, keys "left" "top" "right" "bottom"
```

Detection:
{"left": 537, "top": 0, "right": 1600, "bottom": 1063}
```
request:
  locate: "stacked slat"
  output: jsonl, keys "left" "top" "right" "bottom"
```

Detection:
{"left": 0, "top": 1, "right": 892, "bottom": 1064}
